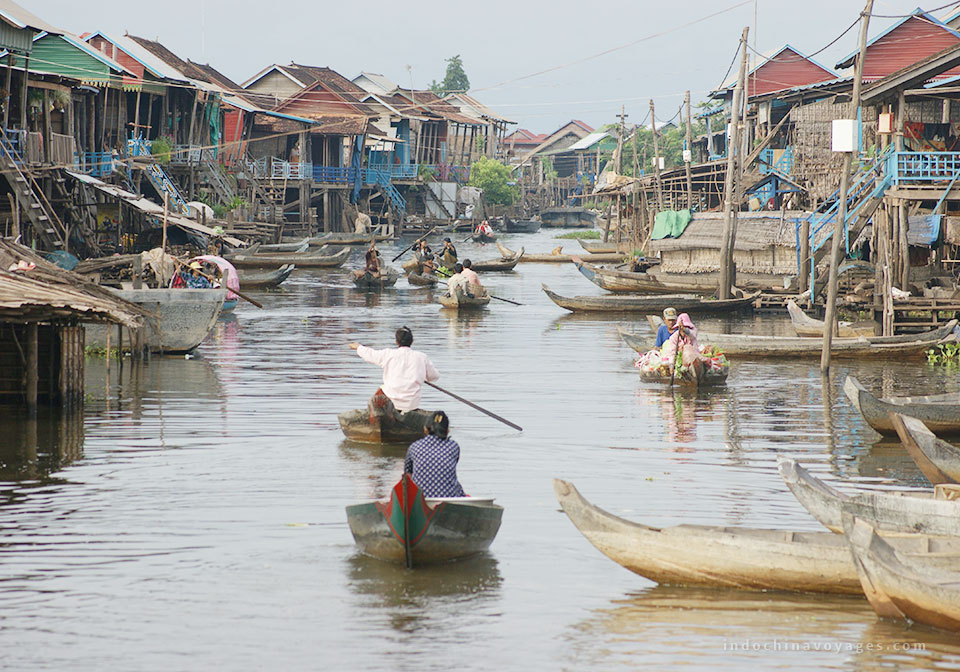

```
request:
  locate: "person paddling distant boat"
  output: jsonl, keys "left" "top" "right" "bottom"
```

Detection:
{"left": 349, "top": 326, "right": 439, "bottom": 422}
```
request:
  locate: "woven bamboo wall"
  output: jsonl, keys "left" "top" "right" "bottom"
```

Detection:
{"left": 791, "top": 100, "right": 878, "bottom": 202}
{"left": 660, "top": 247, "right": 796, "bottom": 275}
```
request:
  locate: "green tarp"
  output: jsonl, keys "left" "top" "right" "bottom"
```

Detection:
{"left": 651, "top": 209, "right": 692, "bottom": 240}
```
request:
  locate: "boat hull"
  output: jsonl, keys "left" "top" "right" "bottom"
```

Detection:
{"left": 86, "top": 288, "right": 224, "bottom": 354}
{"left": 504, "top": 218, "right": 541, "bottom": 233}
{"left": 235, "top": 264, "right": 295, "bottom": 288}
{"left": 542, "top": 284, "right": 756, "bottom": 314}
{"left": 338, "top": 408, "right": 432, "bottom": 443}
{"left": 844, "top": 376, "right": 960, "bottom": 436}
{"left": 347, "top": 477, "right": 503, "bottom": 566}
{"left": 353, "top": 267, "right": 400, "bottom": 288}
{"left": 226, "top": 247, "right": 350, "bottom": 268}
{"left": 892, "top": 413, "right": 960, "bottom": 484}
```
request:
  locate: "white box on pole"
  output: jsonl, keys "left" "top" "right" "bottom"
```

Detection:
{"left": 682, "top": 149, "right": 692, "bottom": 162}
{"left": 832, "top": 119, "right": 857, "bottom": 152}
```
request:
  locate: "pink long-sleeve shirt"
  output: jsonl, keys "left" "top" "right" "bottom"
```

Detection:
{"left": 356, "top": 345, "right": 439, "bottom": 411}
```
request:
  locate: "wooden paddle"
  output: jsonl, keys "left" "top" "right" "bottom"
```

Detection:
{"left": 425, "top": 381, "right": 522, "bottom": 431}
{"left": 391, "top": 225, "right": 440, "bottom": 262}
{"left": 433, "top": 268, "right": 522, "bottom": 306}
{"left": 176, "top": 259, "right": 264, "bottom": 309}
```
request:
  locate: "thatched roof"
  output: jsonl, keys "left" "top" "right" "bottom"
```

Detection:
{"left": 649, "top": 212, "right": 803, "bottom": 253}
{"left": 0, "top": 241, "right": 145, "bottom": 326}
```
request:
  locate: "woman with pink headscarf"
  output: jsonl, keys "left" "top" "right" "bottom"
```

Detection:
{"left": 660, "top": 313, "right": 703, "bottom": 378}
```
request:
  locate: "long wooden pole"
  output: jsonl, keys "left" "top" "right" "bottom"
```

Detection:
{"left": 425, "top": 381, "right": 522, "bottom": 431}
{"left": 649, "top": 100, "right": 664, "bottom": 212}
{"left": 684, "top": 90, "right": 694, "bottom": 210}
{"left": 162, "top": 191, "right": 169, "bottom": 254}
{"left": 822, "top": 0, "right": 873, "bottom": 372}
{"left": 719, "top": 27, "right": 749, "bottom": 299}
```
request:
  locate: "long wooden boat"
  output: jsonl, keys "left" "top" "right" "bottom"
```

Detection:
{"left": 470, "top": 248, "right": 523, "bottom": 272}
{"left": 618, "top": 321, "right": 955, "bottom": 359}
{"left": 338, "top": 407, "right": 432, "bottom": 443}
{"left": 306, "top": 232, "right": 391, "bottom": 246}
{"left": 845, "top": 516, "right": 960, "bottom": 632}
{"left": 347, "top": 473, "right": 503, "bottom": 567}
{"left": 542, "top": 284, "right": 757, "bottom": 314}
{"left": 844, "top": 375, "right": 960, "bottom": 436}
{"left": 257, "top": 237, "right": 310, "bottom": 253}
{"left": 496, "top": 241, "right": 624, "bottom": 264}
{"left": 407, "top": 271, "right": 439, "bottom": 287}
{"left": 471, "top": 231, "right": 498, "bottom": 243}
{"left": 573, "top": 258, "right": 708, "bottom": 293}
{"left": 786, "top": 300, "right": 877, "bottom": 338}
{"left": 638, "top": 365, "right": 729, "bottom": 386}
{"left": 892, "top": 413, "right": 960, "bottom": 484}
{"left": 778, "top": 457, "right": 960, "bottom": 536}
{"left": 555, "top": 479, "right": 874, "bottom": 594}
{"left": 578, "top": 238, "right": 621, "bottom": 253}
{"left": 226, "top": 246, "right": 351, "bottom": 269}
{"left": 439, "top": 286, "right": 490, "bottom": 310}
{"left": 540, "top": 206, "right": 596, "bottom": 228}
{"left": 503, "top": 217, "right": 541, "bottom": 233}
{"left": 353, "top": 266, "right": 400, "bottom": 289}
{"left": 86, "top": 288, "right": 224, "bottom": 354}
{"left": 235, "top": 264, "right": 295, "bottom": 288}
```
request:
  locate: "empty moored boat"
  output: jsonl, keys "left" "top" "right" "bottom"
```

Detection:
{"left": 891, "top": 413, "right": 960, "bottom": 484}
{"left": 235, "top": 264, "right": 295, "bottom": 289}
{"left": 844, "top": 375, "right": 960, "bottom": 436}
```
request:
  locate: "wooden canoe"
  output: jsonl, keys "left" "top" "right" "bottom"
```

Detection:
{"left": 845, "top": 516, "right": 960, "bottom": 632}
{"left": 407, "top": 272, "right": 439, "bottom": 287}
{"left": 555, "top": 478, "right": 869, "bottom": 594}
{"left": 439, "top": 287, "right": 490, "bottom": 309}
{"left": 338, "top": 407, "right": 432, "bottom": 443}
{"left": 257, "top": 237, "right": 311, "bottom": 253}
{"left": 844, "top": 375, "right": 960, "bottom": 436}
{"left": 226, "top": 246, "right": 351, "bottom": 269}
{"left": 578, "top": 238, "right": 621, "bottom": 253}
{"left": 778, "top": 457, "right": 960, "bottom": 536}
{"left": 347, "top": 473, "right": 502, "bottom": 567}
{"left": 496, "top": 241, "right": 625, "bottom": 264}
{"left": 786, "top": 300, "right": 877, "bottom": 338}
{"left": 306, "top": 232, "right": 391, "bottom": 246}
{"left": 471, "top": 232, "right": 498, "bottom": 243}
{"left": 235, "top": 264, "right": 295, "bottom": 288}
{"left": 352, "top": 266, "right": 400, "bottom": 289}
{"left": 470, "top": 248, "right": 523, "bottom": 272}
{"left": 891, "top": 413, "right": 960, "bottom": 484}
{"left": 503, "top": 217, "right": 541, "bottom": 233}
{"left": 573, "top": 258, "right": 708, "bottom": 293}
{"left": 618, "top": 321, "right": 956, "bottom": 359}
{"left": 638, "top": 365, "right": 729, "bottom": 386}
{"left": 542, "top": 284, "right": 757, "bottom": 314}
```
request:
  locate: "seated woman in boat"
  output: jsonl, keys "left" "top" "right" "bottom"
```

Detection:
{"left": 655, "top": 307, "right": 678, "bottom": 348}
{"left": 176, "top": 261, "right": 213, "bottom": 289}
{"left": 460, "top": 259, "right": 484, "bottom": 294}
{"left": 404, "top": 411, "right": 466, "bottom": 498}
{"left": 661, "top": 313, "right": 703, "bottom": 378}
{"left": 441, "top": 238, "right": 458, "bottom": 267}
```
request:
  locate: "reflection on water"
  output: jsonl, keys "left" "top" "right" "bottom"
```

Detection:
{"left": 346, "top": 553, "right": 502, "bottom": 634}
{"left": 0, "top": 408, "right": 83, "bottom": 482}
{"left": 565, "top": 586, "right": 960, "bottom": 670}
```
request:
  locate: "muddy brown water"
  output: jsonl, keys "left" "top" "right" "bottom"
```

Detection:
{"left": 2, "top": 229, "right": 960, "bottom": 670}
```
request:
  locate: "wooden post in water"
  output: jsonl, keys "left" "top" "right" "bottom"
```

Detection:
{"left": 719, "top": 27, "right": 749, "bottom": 300}
{"left": 822, "top": 0, "right": 873, "bottom": 372}
{"left": 898, "top": 201, "right": 910, "bottom": 291}
{"left": 684, "top": 90, "right": 694, "bottom": 211}
{"left": 162, "top": 192, "right": 169, "bottom": 255}
{"left": 26, "top": 323, "right": 38, "bottom": 414}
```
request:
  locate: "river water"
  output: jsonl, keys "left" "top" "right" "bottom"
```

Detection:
{"left": 2, "top": 229, "right": 959, "bottom": 671}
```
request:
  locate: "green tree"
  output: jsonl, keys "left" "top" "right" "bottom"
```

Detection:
{"left": 429, "top": 55, "right": 470, "bottom": 96}
{"left": 469, "top": 156, "right": 518, "bottom": 205}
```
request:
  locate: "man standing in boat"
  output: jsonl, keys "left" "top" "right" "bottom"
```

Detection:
{"left": 349, "top": 327, "right": 439, "bottom": 422}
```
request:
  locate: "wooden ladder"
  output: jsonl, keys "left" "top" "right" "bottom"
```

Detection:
{"left": 0, "top": 131, "right": 67, "bottom": 250}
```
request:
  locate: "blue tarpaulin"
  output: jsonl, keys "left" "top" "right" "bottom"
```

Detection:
{"left": 907, "top": 215, "right": 941, "bottom": 246}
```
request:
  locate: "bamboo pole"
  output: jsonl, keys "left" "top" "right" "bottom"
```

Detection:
{"left": 719, "top": 27, "right": 749, "bottom": 299}
{"left": 649, "top": 99, "right": 664, "bottom": 212}
{"left": 162, "top": 192, "right": 169, "bottom": 254}
{"left": 822, "top": 0, "right": 873, "bottom": 372}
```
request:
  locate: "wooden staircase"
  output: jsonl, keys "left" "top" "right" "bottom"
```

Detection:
{"left": 0, "top": 131, "right": 67, "bottom": 250}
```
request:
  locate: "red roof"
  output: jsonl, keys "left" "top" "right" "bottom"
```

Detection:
{"left": 747, "top": 47, "right": 836, "bottom": 98}
{"left": 852, "top": 15, "right": 960, "bottom": 83}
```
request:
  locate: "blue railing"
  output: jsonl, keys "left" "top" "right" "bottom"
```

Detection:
{"left": 759, "top": 146, "right": 793, "bottom": 175}
{"left": 891, "top": 152, "right": 960, "bottom": 183}
{"left": 368, "top": 168, "right": 406, "bottom": 220}
{"left": 313, "top": 165, "right": 350, "bottom": 183}
{"left": 128, "top": 137, "right": 190, "bottom": 215}
{"left": 81, "top": 151, "right": 113, "bottom": 177}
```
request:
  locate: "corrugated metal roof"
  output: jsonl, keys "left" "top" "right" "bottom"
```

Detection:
{"left": 352, "top": 71, "right": 397, "bottom": 94}
{"left": 82, "top": 32, "right": 188, "bottom": 82}
{"left": 0, "top": 0, "right": 60, "bottom": 35}
{"left": 835, "top": 10, "right": 960, "bottom": 69}
{"left": 566, "top": 131, "right": 611, "bottom": 151}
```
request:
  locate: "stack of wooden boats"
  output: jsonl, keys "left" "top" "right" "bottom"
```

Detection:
{"left": 496, "top": 241, "right": 625, "bottom": 264}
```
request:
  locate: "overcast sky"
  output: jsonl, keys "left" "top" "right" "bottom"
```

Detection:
{"left": 30, "top": 0, "right": 952, "bottom": 133}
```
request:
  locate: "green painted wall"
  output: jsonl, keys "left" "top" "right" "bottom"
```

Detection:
{"left": 0, "top": 24, "right": 32, "bottom": 54}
